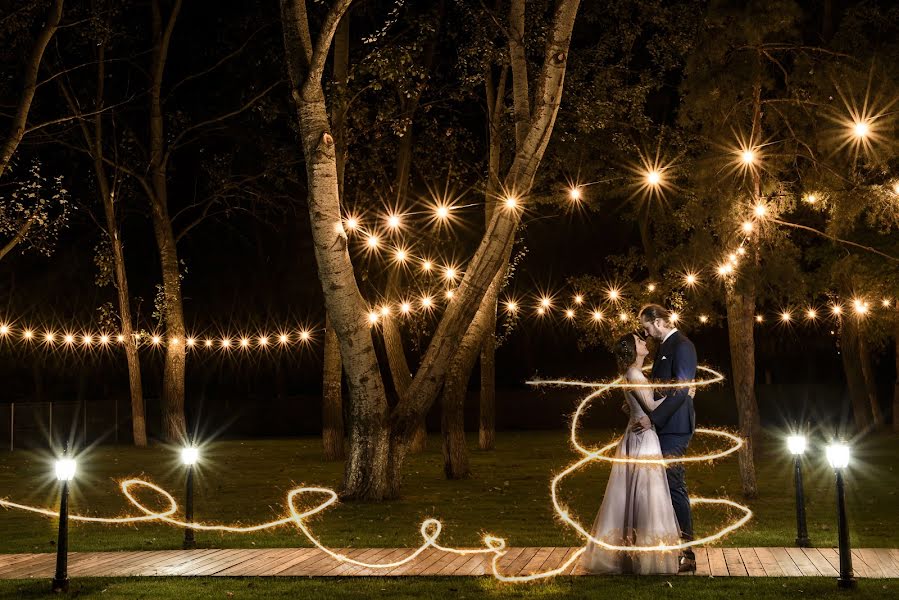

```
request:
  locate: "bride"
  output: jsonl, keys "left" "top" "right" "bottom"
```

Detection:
{"left": 580, "top": 332, "right": 686, "bottom": 575}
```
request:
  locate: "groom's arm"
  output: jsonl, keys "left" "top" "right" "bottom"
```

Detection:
{"left": 648, "top": 340, "right": 697, "bottom": 429}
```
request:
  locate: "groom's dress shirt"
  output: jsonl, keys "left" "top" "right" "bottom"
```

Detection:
{"left": 648, "top": 330, "right": 697, "bottom": 435}
{"left": 662, "top": 328, "right": 678, "bottom": 344}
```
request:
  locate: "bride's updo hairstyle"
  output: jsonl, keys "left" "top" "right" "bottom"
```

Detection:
{"left": 612, "top": 333, "right": 637, "bottom": 373}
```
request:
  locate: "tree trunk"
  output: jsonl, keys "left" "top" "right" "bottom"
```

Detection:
{"left": 893, "top": 319, "right": 899, "bottom": 433}
{"left": 479, "top": 309, "right": 497, "bottom": 450}
{"left": 857, "top": 332, "right": 884, "bottom": 428}
{"left": 841, "top": 316, "right": 873, "bottom": 431}
{"left": 725, "top": 288, "right": 759, "bottom": 499}
{"left": 0, "top": 0, "right": 64, "bottom": 178}
{"left": 321, "top": 11, "right": 349, "bottom": 461}
{"left": 322, "top": 316, "right": 345, "bottom": 460}
{"left": 148, "top": 0, "right": 187, "bottom": 444}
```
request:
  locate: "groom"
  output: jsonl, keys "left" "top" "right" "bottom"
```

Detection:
{"left": 632, "top": 304, "right": 698, "bottom": 573}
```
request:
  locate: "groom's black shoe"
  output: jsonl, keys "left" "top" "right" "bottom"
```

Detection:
{"left": 678, "top": 556, "right": 697, "bottom": 574}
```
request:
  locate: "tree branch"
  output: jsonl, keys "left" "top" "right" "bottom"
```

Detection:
{"left": 772, "top": 217, "right": 899, "bottom": 263}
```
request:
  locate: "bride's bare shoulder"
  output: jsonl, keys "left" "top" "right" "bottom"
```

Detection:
{"left": 625, "top": 366, "right": 647, "bottom": 382}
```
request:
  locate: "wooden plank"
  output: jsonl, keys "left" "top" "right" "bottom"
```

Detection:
{"left": 693, "top": 547, "right": 710, "bottom": 577}
{"left": 404, "top": 548, "right": 451, "bottom": 576}
{"left": 108, "top": 550, "right": 196, "bottom": 576}
{"left": 375, "top": 548, "right": 436, "bottom": 576}
{"left": 454, "top": 553, "right": 487, "bottom": 576}
{"left": 753, "top": 547, "right": 785, "bottom": 577}
{"left": 0, "top": 553, "right": 57, "bottom": 579}
{"left": 849, "top": 549, "right": 871, "bottom": 578}
{"left": 149, "top": 549, "right": 235, "bottom": 576}
{"left": 542, "top": 547, "right": 572, "bottom": 575}
{"left": 802, "top": 548, "right": 839, "bottom": 577}
{"left": 737, "top": 548, "right": 765, "bottom": 577}
{"left": 562, "top": 548, "right": 585, "bottom": 575}
{"left": 215, "top": 549, "right": 295, "bottom": 576}
{"left": 335, "top": 548, "right": 395, "bottom": 577}
{"left": 520, "top": 547, "right": 555, "bottom": 576}
{"left": 769, "top": 547, "right": 803, "bottom": 577}
{"left": 0, "top": 554, "right": 48, "bottom": 577}
{"left": 259, "top": 548, "right": 320, "bottom": 576}
{"left": 723, "top": 548, "right": 748, "bottom": 576}
{"left": 505, "top": 547, "right": 540, "bottom": 576}
{"left": 706, "top": 547, "right": 728, "bottom": 577}
{"left": 432, "top": 551, "right": 472, "bottom": 576}
{"left": 858, "top": 549, "right": 887, "bottom": 578}
{"left": 280, "top": 548, "right": 344, "bottom": 576}
{"left": 69, "top": 551, "right": 145, "bottom": 576}
{"left": 317, "top": 548, "right": 373, "bottom": 576}
{"left": 174, "top": 549, "right": 250, "bottom": 576}
{"left": 491, "top": 547, "right": 525, "bottom": 577}
{"left": 0, "top": 554, "right": 41, "bottom": 572}
{"left": 352, "top": 548, "right": 411, "bottom": 576}
{"left": 869, "top": 548, "right": 899, "bottom": 578}
{"left": 784, "top": 547, "right": 821, "bottom": 576}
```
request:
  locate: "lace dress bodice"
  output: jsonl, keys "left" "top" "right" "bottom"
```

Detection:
{"left": 623, "top": 367, "right": 651, "bottom": 424}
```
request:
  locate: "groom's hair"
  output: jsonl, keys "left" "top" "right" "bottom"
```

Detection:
{"left": 638, "top": 304, "right": 670, "bottom": 323}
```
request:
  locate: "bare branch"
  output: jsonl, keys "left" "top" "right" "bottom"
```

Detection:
{"left": 772, "top": 217, "right": 899, "bottom": 263}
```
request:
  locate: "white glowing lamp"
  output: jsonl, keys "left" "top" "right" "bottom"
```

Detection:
{"left": 741, "top": 149, "right": 756, "bottom": 165}
{"left": 0, "top": 324, "right": 8, "bottom": 335}
{"left": 181, "top": 446, "right": 200, "bottom": 466}
{"left": 742, "top": 221, "right": 754, "bottom": 233}
{"left": 645, "top": 170, "right": 661, "bottom": 186}
{"left": 826, "top": 443, "right": 850, "bottom": 469}
{"left": 754, "top": 204, "right": 767, "bottom": 217}
{"left": 569, "top": 187, "right": 582, "bottom": 201}
{"left": 55, "top": 458, "right": 76, "bottom": 481}
{"left": 435, "top": 205, "right": 450, "bottom": 220}
{"left": 852, "top": 121, "right": 869, "bottom": 139}
{"left": 504, "top": 196, "right": 518, "bottom": 209}
{"left": 787, "top": 435, "right": 807, "bottom": 456}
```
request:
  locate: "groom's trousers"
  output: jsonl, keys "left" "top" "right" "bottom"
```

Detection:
{"left": 658, "top": 433, "right": 694, "bottom": 560}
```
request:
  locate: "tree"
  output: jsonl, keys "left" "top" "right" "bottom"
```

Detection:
{"left": 280, "top": 0, "right": 581, "bottom": 499}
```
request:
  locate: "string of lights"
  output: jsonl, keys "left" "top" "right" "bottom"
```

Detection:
{"left": 1, "top": 365, "right": 751, "bottom": 581}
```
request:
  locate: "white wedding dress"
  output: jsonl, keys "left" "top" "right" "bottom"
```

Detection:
{"left": 580, "top": 367, "right": 681, "bottom": 575}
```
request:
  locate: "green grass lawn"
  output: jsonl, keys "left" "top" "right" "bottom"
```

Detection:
{"left": 0, "top": 430, "right": 896, "bottom": 555}
{"left": 1, "top": 576, "right": 897, "bottom": 600}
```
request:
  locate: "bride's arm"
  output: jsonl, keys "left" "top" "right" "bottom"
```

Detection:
{"left": 630, "top": 373, "right": 696, "bottom": 414}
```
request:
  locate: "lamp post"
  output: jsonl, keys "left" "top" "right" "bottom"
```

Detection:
{"left": 787, "top": 435, "right": 810, "bottom": 547}
{"left": 826, "top": 442, "right": 855, "bottom": 589}
{"left": 181, "top": 446, "right": 199, "bottom": 549}
{"left": 52, "top": 453, "right": 76, "bottom": 593}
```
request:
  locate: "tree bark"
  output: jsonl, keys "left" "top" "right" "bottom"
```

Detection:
{"left": 893, "top": 318, "right": 899, "bottom": 433}
{"left": 841, "top": 316, "right": 873, "bottom": 431}
{"left": 321, "top": 11, "right": 349, "bottom": 461}
{"left": 725, "top": 288, "right": 759, "bottom": 499}
{"left": 857, "top": 331, "right": 883, "bottom": 428}
{"left": 149, "top": 0, "right": 188, "bottom": 444}
{"left": 0, "top": 0, "right": 64, "bottom": 178}
{"left": 322, "top": 316, "right": 345, "bottom": 460}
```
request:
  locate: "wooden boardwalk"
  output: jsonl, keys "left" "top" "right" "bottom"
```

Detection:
{"left": 1, "top": 547, "right": 897, "bottom": 579}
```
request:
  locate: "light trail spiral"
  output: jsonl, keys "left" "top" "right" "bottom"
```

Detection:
{"left": 1, "top": 365, "right": 750, "bottom": 582}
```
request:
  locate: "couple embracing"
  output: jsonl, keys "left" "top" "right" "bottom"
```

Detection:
{"left": 581, "top": 304, "right": 698, "bottom": 575}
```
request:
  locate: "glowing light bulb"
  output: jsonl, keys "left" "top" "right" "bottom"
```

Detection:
{"left": 444, "top": 267, "right": 457, "bottom": 280}
{"left": 299, "top": 330, "right": 310, "bottom": 341}
{"left": 669, "top": 312, "right": 679, "bottom": 323}
{"left": 852, "top": 120, "right": 870, "bottom": 139}
{"left": 565, "top": 309, "right": 575, "bottom": 319}
{"left": 151, "top": 335, "right": 160, "bottom": 345}
{"left": 421, "top": 296, "right": 433, "bottom": 308}
{"left": 100, "top": 334, "right": 110, "bottom": 345}
{"left": 685, "top": 273, "right": 698, "bottom": 287}
{"left": 728, "top": 253, "right": 738, "bottom": 263}
{"left": 741, "top": 149, "right": 756, "bottom": 165}
{"left": 831, "top": 304, "right": 843, "bottom": 316}
{"left": 787, "top": 435, "right": 807, "bottom": 456}
{"left": 0, "top": 324, "right": 7, "bottom": 335}
{"left": 504, "top": 196, "right": 518, "bottom": 209}
{"left": 742, "top": 221, "right": 753, "bottom": 234}
{"left": 645, "top": 170, "right": 661, "bottom": 186}
{"left": 181, "top": 446, "right": 199, "bottom": 466}
{"left": 445, "top": 290, "right": 455, "bottom": 300}
{"left": 279, "top": 334, "right": 289, "bottom": 344}
{"left": 540, "top": 297, "right": 551, "bottom": 308}
{"left": 736, "top": 247, "right": 746, "bottom": 256}
{"left": 221, "top": 338, "right": 232, "bottom": 348}
{"left": 699, "top": 315, "right": 708, "bottom": 323}
{"left": 574, "top": 294, "right": 583, "bottom": 305}
{"left": 826, "top": 442, "right": 851, "bottom": 469}
{"left": 755, "top": 315, "right": 764, "bottom": 323}
{"left": 618, "top": 312, "right": 628, "bottom": 321}
{"left": 82, "top": 334, "right": 92, "bottom": 346}
{"left": 882, "top": 298, "right": 891, "bottom": 307}
{"left": 258, "top": 336, "right": 267, "bottom": 346}
{"left": 804, "top": 194, "right": 817, "bottom": 204}
{"left": 806, "top": 309, "right": 817, "bottom": 320}
{"left": 64, "top": 334, "right": 75, "bottom": 344}
{"left": 853, "top": 298, "right": 869, "bottom": 315}
{"left": 387, "top": 214, "right": 401, "bottom": 229}
{"left": 45, "top": 332, "right": 55, "bottom": 343}
{"left": 345, "top": 216, "right": 359, "bottom": 231}
{"left": 395, "top": 248, "right": 408, "bottom": 263}
{"left": 380, "top": 305, "right": 390, "bottom": 316}
{"left": 240, "top": 338, "right": 250, "bottom": 347}
{"left": 537, "top": 307, "right": 545, "bottom": 316}
{"left": 367, "top": 235, "right": 379, "bottom": 249}
{"left": 435, "top": 204, "right": 450, "bottom": 220}
{"left": 400, "top": 302, "right": 411, "bottom": 314}
{"left": 893, "top": 182, "right": 899, "bottom": 195}
{"left": 592, "top": 311, "right": 603, "bottom": 321}
{"left": 117, "top": 334, "right": 125, "bottom": 343}
{"left": 422, "top": 260, "right": 432, "bottom": 272}
{"left": 368, "top": 311, "right": 379, "bottom": 324}
{"left": 506, "top": 301, "right": 518, "bottom": 313}
{"left": 607, "top": 288, "right": 620, "bottom": 301}
{"left": 647, "top": 284, "right": 656, "bottom": 292}
{"left": 781, "top": 311, "right": 792, "bottom": 322}
{"left": 205, "top": 339, "right": 213, "bottom": 347}
{"left": 186, "top": 337, "right": 195, "bottom": 346}
{"left": 23, "top": 329, "right": 33, "bottom": 339}
{"left": 754, "top": 204, "right": 767, "bottom": 218}
{"left": 569, "top": 187, "right": 582, "bottom": 201}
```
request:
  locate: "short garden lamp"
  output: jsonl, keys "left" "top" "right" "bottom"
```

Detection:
{"left": 826, "top": 442, "right": 855, "bottom": 589}
{"left": 181, "top": 446, "right": 199, "bottom": 549}
{"left": 787, "top": 435, "right": 810, "bottom": 547}
{"left": 52, "top": 455, "right": 76, "bottom": 593}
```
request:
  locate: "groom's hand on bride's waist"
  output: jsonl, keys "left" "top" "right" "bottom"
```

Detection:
{"left": 631, "top": 415, "right": 652, "bottom": 433}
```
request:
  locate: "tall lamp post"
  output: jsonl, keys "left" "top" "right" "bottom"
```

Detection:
{"left": 181, "top": 446, "right": 199, "bottom": 549}
{"left": 826, "top": 442, "right": 855, "bottom": 589}
{"left": 787, "top": 435, "right": 810, "bottom": 547}
{"left": 52, "top": 453, "right": 76, "bottom": 593}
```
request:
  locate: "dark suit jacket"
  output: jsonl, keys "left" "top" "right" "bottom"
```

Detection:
{"left": 648, "top": 330, "right": 697, "bottom": 435}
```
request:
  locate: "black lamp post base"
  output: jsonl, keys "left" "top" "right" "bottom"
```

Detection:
{"left": 795, "top": 536, "right": 811, "bottom": 548}
{"left": 837, "top": 577, "right": 857, "bottom": 589}
{"left": 51, "top": 577, "right": 69, "bottom": 593}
